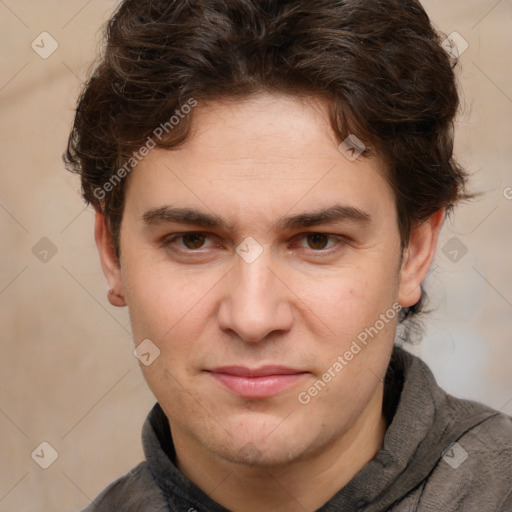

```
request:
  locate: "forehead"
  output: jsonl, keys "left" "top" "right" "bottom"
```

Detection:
{"left": 123, "top": 93, "right": 395, "bottom": 228}
{"left": 179, "top": 93, "right": 367, "bottom": 173}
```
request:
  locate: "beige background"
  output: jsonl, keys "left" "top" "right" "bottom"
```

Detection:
{"left": 0, "top": 1, "right": 511, "bottom": 510}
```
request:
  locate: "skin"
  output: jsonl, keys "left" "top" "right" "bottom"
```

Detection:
{"left": 95, "top": 93, "right": 444, "bottom": 512}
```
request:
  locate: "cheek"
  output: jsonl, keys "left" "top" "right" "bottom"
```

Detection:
{"left": 295, "top": 259, "right": 399, "bottom": 337}
{"left": 122, "top": 248, "right": 202, "bottom": 331}
{"left": 121, "top": 256, "right": 222, "bottom": 382}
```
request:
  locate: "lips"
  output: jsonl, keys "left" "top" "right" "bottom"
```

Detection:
{"left": 206, "top": 365, "right": 309, "bottom": 398}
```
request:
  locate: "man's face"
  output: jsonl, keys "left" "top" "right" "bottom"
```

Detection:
{"left": 112, "top": 93, "right": 411, "bottom": 466}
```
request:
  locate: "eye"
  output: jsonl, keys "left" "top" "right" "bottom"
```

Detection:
{"left": 292, "top": 233, "right": 345, "bottom": 254}
{"left": 162, "top": 232, "right": 215, "bottom": 251}
{"left": 305, "top": 233, "right": 330, "bottom": 250}
{"left": 180, "top": 232, "right": 208, "bottom": 250}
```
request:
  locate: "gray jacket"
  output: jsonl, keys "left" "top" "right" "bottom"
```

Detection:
{"left": 80, "top": 346, "right": 512, "bottom": 511}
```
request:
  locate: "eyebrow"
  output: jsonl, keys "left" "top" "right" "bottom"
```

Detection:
{"left": 141, "top": 204, "right": 372, "bottom": 231}
{"left": 275, "top": 204, "right": 371, "bottom": 230}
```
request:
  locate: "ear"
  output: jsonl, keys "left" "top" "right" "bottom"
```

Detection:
{"left": 398, "top": 209, "right": 445, "bottom": 308}
{"left": 94, "top": 211, "right": 126, "bottom": 307}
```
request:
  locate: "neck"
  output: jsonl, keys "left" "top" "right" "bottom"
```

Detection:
{"left": 174, "top": 386, "right": 386, "bottom": 512}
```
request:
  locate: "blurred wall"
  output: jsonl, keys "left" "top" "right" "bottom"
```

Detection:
{"left": 0, "top": 1, "right": 511, "bottom": 510}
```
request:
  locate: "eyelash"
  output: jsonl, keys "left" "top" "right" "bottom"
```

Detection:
{"left": 161, "top": 232, "right": 347, "bottom": 257}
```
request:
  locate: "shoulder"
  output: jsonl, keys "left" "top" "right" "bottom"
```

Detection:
{"left": 420, "top": 401, "right": 512, "bottom": 511}
{"left": 77, "top": 462, "right": 168, "bottom": 512}
{"left": 451, "top": 406, "right": 512, "bottom": 482}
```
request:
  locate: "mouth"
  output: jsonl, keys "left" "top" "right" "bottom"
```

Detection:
{"left": 205, "top": 365, "right": 310, "bottom": 398}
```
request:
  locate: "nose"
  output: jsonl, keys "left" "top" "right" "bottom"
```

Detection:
{"left": 217, "top": 249, "right": 294, "bottom": 343}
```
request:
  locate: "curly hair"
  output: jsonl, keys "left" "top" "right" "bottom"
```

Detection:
{"left": 63, "top": 0, "right": 472, "bottom": 325}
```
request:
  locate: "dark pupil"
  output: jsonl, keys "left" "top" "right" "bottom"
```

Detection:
{"left": 307, "top": 234, "right": 328, "bottom": 250}
{"left": 183, "top": 233, "right": 206, "bottom": 249}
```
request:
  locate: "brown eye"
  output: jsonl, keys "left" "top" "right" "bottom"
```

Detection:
{"left": 182, "top": 233, "right": 207, "bottom": 249}
{"left": 306, "top": 234, "right": 329, "bottom": 250}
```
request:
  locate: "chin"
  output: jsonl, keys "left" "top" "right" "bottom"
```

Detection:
{"left": 216, "top": 439, "right": 304, "bottom": 468}
{"left": 206, "top": 416, "right": 320, "bottom": 468}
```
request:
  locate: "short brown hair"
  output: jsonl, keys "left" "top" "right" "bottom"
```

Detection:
{"left": 64, "top": 0, "right": 472, "bottom": 324}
